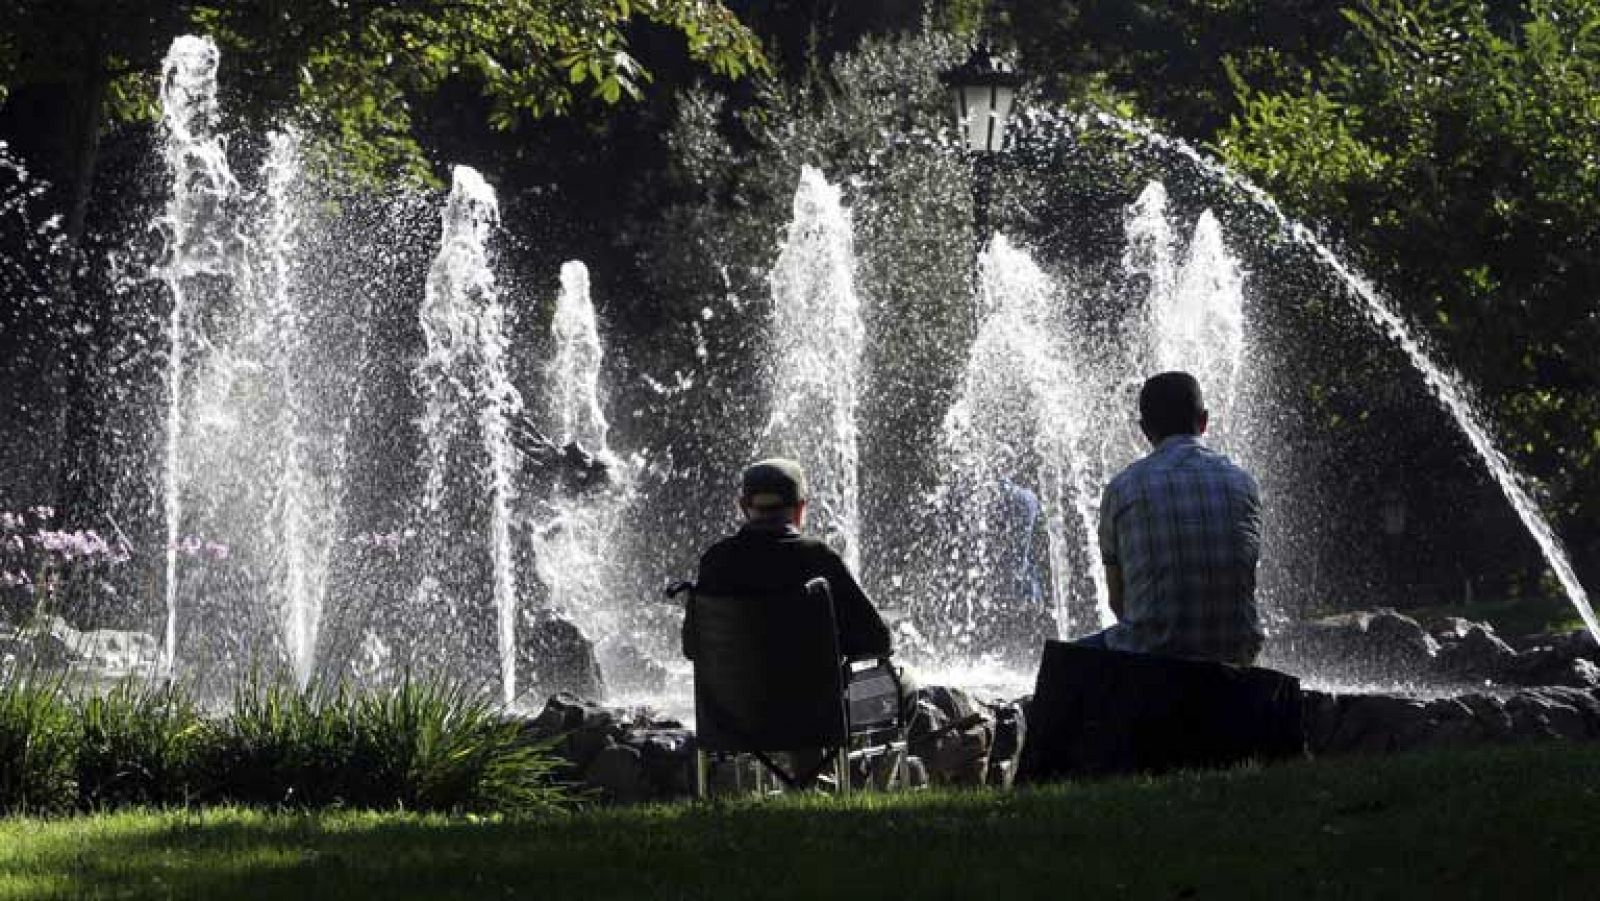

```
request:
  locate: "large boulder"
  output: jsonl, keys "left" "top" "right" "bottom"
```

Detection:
{"left": 1270, "top": 608, "right": 1439, "bottom": 682}
{"left": 1305, "top": 684, "right": 1600, "bottom": 755}
{"left": 1504, "top": 687, "right": 1600, "bottom": 741}
{"left": 74, "top": 629, "right": 160, "bottom": 676}
{"left": 518, "top": 615, "right": 604, "bottom": 702}
{"left": 1435, "top": 623, "right": 1517, "bottom": 681}
{"left": 584, "top": 743, "right": 652, "bottom": 804}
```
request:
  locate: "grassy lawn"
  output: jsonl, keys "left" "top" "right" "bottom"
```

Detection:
{"left": 3, "top": 743, "right": 1598, "bottom": 900}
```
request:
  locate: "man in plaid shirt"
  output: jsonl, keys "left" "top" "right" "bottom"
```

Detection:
{"left": 1081, "top": 372, "right": 1264, "bottom": 665}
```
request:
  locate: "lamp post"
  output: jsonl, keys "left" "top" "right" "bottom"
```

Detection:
{"left": 939, "top": 41, "right": 1024, "bottom": 321}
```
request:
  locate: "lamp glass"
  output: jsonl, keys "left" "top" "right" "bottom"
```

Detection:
{"left": 954, "top": 83, "right": 1016, "bottom": 153}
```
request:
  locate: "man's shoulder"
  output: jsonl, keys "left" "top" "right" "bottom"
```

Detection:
{"left": 1106, "top": 453, "right": 1156, "bottom": 494}
{"left": 1203, "top": 450, "right": 1259, "bottom": 492}
{"left": 702, "top": 527, "right": 834, "bottom": 556}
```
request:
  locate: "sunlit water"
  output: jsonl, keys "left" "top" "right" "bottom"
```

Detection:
{"left": 73, "top": 36, "right": 1597, "bottom": 710}
{"left": 414, "top": 166, "right": 525, "bottom": 705}
{"left": 760, "top": 166, "right": 865, "bottom": 570}
{"left": 155, "top": 36, "right": 240, "bottom": 675}
{"left": 1085, "top": 110, "right": 1598, "bottom": 645}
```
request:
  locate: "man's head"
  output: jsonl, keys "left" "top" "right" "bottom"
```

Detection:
{"left": 739, "top": 458, "right": 808, "bottom": 525}
{"left": 1138, "top": 371, "right": 1208, "bottom": 445}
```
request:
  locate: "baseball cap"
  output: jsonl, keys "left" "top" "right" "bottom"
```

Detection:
{"left": 740, "top": 458, "right": 807, "bottom": 510}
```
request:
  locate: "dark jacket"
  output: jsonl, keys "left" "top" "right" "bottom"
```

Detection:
{"left": 684, "top": 520, "right": 892, "bottom": 662}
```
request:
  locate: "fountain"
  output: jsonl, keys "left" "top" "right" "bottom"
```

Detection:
{"left": 759, "top": 166, "right": 864, "bottom": 570}
{"left": 549, "top": 261, "right": 609, "bottom": 451}
{"left": 929, "top": 234, "right": 1097, "bottom": 660}
{"left": 1081, "top": 110, "right": 1598, "bottom": 645}
{"left": 154, "top": 35, "right": 241, "bottom": 675}
{"left": 413, "top": 165, "right": 525, "bottom": 706}
{"left": 10, "top": 31, "right": 1591, "bottom": 721}
{"left": 526, "top": 260, "right": 639, "bottom": 702}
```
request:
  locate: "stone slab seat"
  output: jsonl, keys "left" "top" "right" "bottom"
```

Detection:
{"left": 1016, "top": 641, "right": 1305, "bottom": 783}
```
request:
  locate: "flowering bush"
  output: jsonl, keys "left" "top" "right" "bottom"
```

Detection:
{"left": 1, "top": 507, "right": 133, "bottom": 624}
{"left": 1, "top": 507, "right": 235, "bottom": 626}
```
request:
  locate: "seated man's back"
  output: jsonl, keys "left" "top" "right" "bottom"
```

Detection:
{"left": 683, "top": 458, "right": 890, "bottom": 663}
{"left": 692, "top": 520, "right": 889, "bottom": 661}
{"left": 1094, "top": 372, "right": 1264, "bottom": 665}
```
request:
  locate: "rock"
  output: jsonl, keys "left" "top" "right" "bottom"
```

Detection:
{"left": 73, "top": 629, "right": 160, "bottom": 676}
{"left": 528, "top": 691, "right": 620, "bottom": 776}
{"left": 1457, "top": 693, "right": 1514, "bottom": 740}
{"left": 632, "top": 728, "right": 696, "bottom": 799}
{"left": 1504, "top": 687, "right": 1600, "bottom": 741}
{"left": 1311, "top": 693, "right": 1432, "bottom": 755}
{"left": 1512, "top": 628, "right": 1597, "bottom": 657}
{"left": 1566, "top": 659, "right": 1600, "bottom": 689}
{"left": 1366, "top": 609, "right": 1441, "bottom": 659}
{"left": 584, "top": 743, "right": 652, "bottom": 804}
{"left": 1435, "top": 624, "right": 1517, "bottom": 680}
{"left": 1429, "top": 616, "right": 1483, "bottom": 643}
{"left": 21, "top": 617, "right": 77, "bottom": 667}
{"left": 519, "top": 615, "right": 604, "bottom": 702}
{"left": 1310, "top": 684, "right": 1600, "bottom": 756}
{"left": 1412, "top": 698, "right": 1489, "bottom": 750}
{"left": 1275, "top": 608, "right": 1439, "bottom": 682}
{"left": 530, "top": 691, "right": 613, "bottom": 734}
{"left": 1301, "top": 690, "right": 1343, "bottom": 754}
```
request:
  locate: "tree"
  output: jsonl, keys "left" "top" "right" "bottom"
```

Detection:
{"left": 0, "top": 0, "right": 765, "bottom": 226}
{"left": 993, "top": 0, "right": 1352, "bottom": 133}
{"left": 1217, "top": 0, "right": 1600, "bottom": 583}
{"left": 0, "top": 0, "right": 765, "bottom": 519}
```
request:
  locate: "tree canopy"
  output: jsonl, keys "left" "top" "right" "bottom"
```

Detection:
{"left": 0, "top": 0, "right": 766, "bottom": 181}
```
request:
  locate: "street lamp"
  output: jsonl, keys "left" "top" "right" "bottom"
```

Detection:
{"left": 939, "top": 41, "right": 1025, "bottom": 308}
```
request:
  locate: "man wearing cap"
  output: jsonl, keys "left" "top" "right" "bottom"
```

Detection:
{"left": 684, "top": 458, "right": 891, "bottom": 662}
{"left": 1081, "top": 371, "right": 1264, "bottom": 665}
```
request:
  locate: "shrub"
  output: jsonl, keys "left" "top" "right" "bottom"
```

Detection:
{"left": 348, "top": 677, "right": 564, "bottom": 815}
{"left": 0, "top": 667, "right": 76, "bottom": 814}
{"left": 206, "top": 674, "right": 565, "bottom": 815}
{"left": 203, "top": 677, "right": 361, "bottom": 808}
{"left": 76, "top": 680, "right": 211, "bottom": 809}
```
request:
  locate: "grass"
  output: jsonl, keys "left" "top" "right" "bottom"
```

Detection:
{"left": 2, "top": 742, "right": 1598, "bottom": 900}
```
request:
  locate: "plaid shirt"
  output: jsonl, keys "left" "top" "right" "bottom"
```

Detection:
{"left": 1097, "top": 434, "right": 1263, "bottom": 663}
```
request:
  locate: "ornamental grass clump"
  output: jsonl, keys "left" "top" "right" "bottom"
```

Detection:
{"left": 349, "top": 677, "right": 563, "bottom": 815}
{"left": 208, "top": 674, "right": 564, "bottom": 815}
{"left": 204, "top": 677, "right": 362, "bottom": 809}
{"left": 0, "top": 667, "right": 76, "bottom": 814}
{"left": 76, "top": 679, "right": 210, "bottom": 809}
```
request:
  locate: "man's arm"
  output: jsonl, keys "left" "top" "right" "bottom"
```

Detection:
{"left": 1098, "top": 484, "right": 1124, "bottom": 622}
{"left": 825, "top": 553, "right": 892, "bottom": 660}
